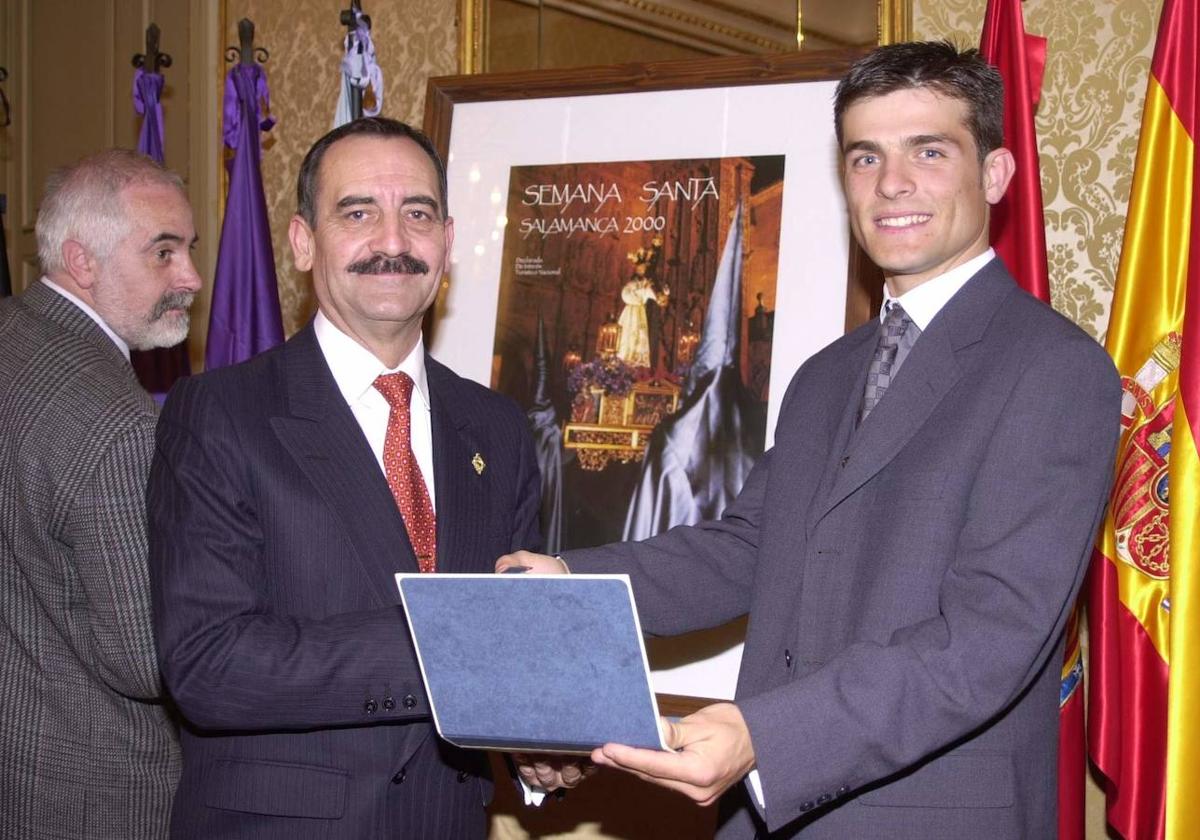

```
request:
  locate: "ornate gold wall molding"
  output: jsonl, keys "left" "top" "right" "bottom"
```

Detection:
{"left": 460, "top": 0, "right": 900, "bottom": 71}
{"left": 879, "top": 0, "right": 913, "bottom": 44}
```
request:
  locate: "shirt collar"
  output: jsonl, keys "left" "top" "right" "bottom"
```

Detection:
{"left": 41, "top": 277, "right": 132, "bottom": 360}
{"left": 881, "top": 248, "right": 996, "bottom": 331}
{"left": 313, "top": 310, "right": 430, "bottom": 410}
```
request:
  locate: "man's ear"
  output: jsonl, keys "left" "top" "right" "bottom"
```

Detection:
{"left": 982, "top": 147, "right": 1016, "bottom": 206}
{"left": 62, "top": 240, "right": 97, "bottom": 289}
{"left": 289, "top": 215, "right": 315, "bottom": 272}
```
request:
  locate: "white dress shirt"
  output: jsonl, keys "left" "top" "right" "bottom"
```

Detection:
{"left": 314, "top": 313, "right": 550, "bottom": 804}
{"left": 746, "top": 247, "right": 997, "bottom": 814}
{"left": 881, "top": 248, "right": 995, "bottom": 329}
{"left": 42, "top": 277, "right": 131, "bottom": 360}
{"left": 313, "top": 311, "right": 436, "bottom": 507}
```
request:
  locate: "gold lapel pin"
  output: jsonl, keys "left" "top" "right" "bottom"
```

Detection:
{"left": 472, "top": 453, "right": 486, "bottom": 475}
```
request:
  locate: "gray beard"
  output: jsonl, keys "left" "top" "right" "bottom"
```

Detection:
{"left": 128, "top": 311, "right": 190, "bottom": 350}
{"left": 127, "top": 291, "right": 195, "bottom": 350}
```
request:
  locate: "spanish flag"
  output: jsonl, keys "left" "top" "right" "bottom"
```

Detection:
{"left": 1087, "top": 0, "right": 1199, "bottom": 837}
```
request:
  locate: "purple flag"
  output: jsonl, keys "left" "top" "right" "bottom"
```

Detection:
{"left": 133, "top": 69, "right": 165, "bottom": 163}
{"left": 130, "top": 68, "right": 191, "bottom": 396}
{"left": 205, "top": 63, "right": 283, "bottom": 371}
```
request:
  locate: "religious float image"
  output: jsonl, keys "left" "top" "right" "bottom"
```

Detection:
{"left": 488, "top": 155, "right": 784, "bottom": 551}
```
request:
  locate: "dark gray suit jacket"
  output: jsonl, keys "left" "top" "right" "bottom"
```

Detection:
{"left": 148, "top": 323, "right": 541, "bottom": 838}
{"left": 568, "top": 260, "right": 1121, "bottom": 839}
{"left": 0, "top": 281, "right": 180, "bottom": 839}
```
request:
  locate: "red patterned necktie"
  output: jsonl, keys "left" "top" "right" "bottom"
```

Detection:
{"left": 374, "top": 372, "right": 437, "bottom": 573}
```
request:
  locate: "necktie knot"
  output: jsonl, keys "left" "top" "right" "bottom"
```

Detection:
{"left": 880, "top": 301, "right": 912, "bottom": 349}
{"left": 374, "top": 371, "right": 414, "bottom": 410}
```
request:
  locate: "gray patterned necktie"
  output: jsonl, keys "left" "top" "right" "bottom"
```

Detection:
{"left": 859, "top": 302, "right": 914, "bottom": 425}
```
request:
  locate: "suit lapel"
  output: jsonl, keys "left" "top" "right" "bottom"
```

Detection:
{"left": 270, "top": 325, "right": 418, "bottom": 606}
{"left": 805, "top": 325, "right": 877, "bottom": 534}
{"left": 426, "top": 358, "right": 489, "bottom": 575}
{"left": 820, "top": 328, "right": 962, "bottom": 517}
{"left": 815, "top": 260, "right": 1016, "bottom": 522}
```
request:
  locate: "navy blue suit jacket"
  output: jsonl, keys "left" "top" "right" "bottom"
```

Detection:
{"left": 148, "top": 323, "right": 541, "bottom": 838}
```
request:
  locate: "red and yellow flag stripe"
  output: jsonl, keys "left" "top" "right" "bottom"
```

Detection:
{"left": 1088, "top": 0, "right": 1198, "bottom": 837}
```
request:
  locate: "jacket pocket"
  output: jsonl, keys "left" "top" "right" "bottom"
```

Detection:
{"left": 204, "top": 758, "right": 348, "bottom": 818}
{"left": 858, "top": 751, "right": 1014, "bottom": 809}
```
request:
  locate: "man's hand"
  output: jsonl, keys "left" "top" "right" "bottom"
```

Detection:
{"left": 590, "top": 702, "right": 756, "bottom": 807}
{"left": 512, "top": 753, "right": 595, "bottom": 791}
{"left": 495, "top": 550, "right": 568, "bottom": 574}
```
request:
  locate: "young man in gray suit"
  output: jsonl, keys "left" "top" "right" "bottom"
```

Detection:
{"left": 0, "top": 150, "right": 201, "bottom": 838}
{"left": 499, "top": 42, "right": 1122, "bottom": 838}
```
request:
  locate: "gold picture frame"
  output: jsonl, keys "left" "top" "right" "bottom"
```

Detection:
{"left": 457, "top": 0, "right": 913, "bottom": 75}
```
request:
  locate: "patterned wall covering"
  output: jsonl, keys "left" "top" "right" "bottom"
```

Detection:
{"left": 913, "top": 0, "right": 1161, "bottom": 342}
{"left": 218, "top": 0, "right": 1160, "bottom": 344}
{"left": 222, "top": 0, "right": 458, "bottom": 336}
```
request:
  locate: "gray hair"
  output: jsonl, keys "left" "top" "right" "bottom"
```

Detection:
{"left": 36, "top": 149, "right": 184, "bottom": 275}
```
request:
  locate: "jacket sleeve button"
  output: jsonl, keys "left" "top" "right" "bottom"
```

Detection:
{"left": 383, "top": 696, "right": 396, "bottom": 711}
{"left": 403, "top": 694, "right": 417, "bottom": 709}
{"left": 836, "top": 785, "right": 850, "bottom": 797}
{"left": 784, "top": 649, "right": 793, "bottom": 667}
{"left": 364, "top": 698, "right": 378, "bottom": 714}
{"left": 816, "top": 793, "right": 832, "bottom": 805}
{"left": 799, "top": 801, "right": 814, "bottom": 812}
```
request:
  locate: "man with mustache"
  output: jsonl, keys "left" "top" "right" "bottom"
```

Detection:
{"left": 147, "top": 117, "right": 543, "bottom": 837}
{"left": 0, "top": 149, "right": 200, "bottom": 838}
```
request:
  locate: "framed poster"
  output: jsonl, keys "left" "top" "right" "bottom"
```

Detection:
{"left": 423, "top": 50, "right": 881, "bottom": 700}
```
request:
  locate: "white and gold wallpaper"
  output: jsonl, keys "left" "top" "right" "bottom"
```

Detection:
{"left": 914, "top": 0, "right": 1161, "bottom": 342}
{"left": 221, "top": 0, "right": 458, "bottom": 337}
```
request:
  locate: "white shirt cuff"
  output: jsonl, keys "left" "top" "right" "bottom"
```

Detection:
{"left": 747, "top": 769, "right": 766, "bottom": 810}
{"left": 519, "top": 777, "right": 548, "bottom": 806}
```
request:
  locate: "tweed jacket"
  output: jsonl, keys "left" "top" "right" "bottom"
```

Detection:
{"left": 568, "top": 260, "right": 1121, "bottom": 839}
{"left": 0, "top": 281, "right": 180, "bottom": 839}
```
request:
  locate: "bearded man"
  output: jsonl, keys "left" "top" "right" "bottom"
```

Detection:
{"left": 0, "top": 148, "right": 201, "bottom": 838}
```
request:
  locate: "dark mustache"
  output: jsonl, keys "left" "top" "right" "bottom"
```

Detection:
{"left": 149, "top": 291, "right": 195, "bottom": 321}
{"left": 346, "top": 254, "right": 430, "bottom": 275}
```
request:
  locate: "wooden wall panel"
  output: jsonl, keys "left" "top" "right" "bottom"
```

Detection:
{"left": 1, "top": 0, "right": 196, "bottom": 295}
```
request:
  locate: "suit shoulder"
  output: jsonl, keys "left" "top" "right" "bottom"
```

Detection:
{"left": 787, "top": 320, "right": 876, "bottom": 382}
{"left": 997, "top": 289, "right": 1117, "bottom": 380}
{"left": 184, "top": 338, "right": 286, "bottom": 391}
{"left": 0, "top": 303, "right": 156, "bottom": 432}
{"left": 426, "top": 356, "right": 526, "bottom": 424}
{"left": 161, "top": 339, "right": 286, "bottom": 418}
